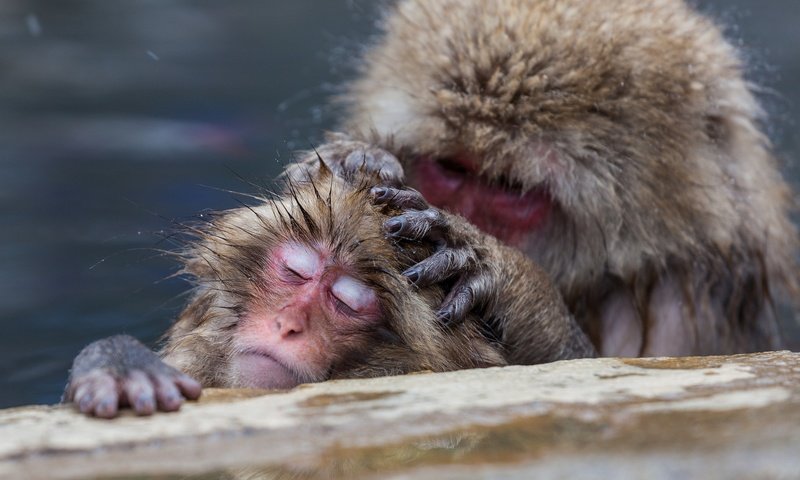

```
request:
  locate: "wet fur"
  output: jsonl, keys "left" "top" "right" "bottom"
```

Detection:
{"left": 339, "top": 0, "right": 798, "bottom": 355}
{"left": 161, "top": 169, "right": 508, "bottom": 386}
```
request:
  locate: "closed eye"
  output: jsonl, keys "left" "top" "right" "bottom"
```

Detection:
{"left": 283, "top": 265, "right": 310, "bottom": 281}
{"left": 278, "top": 242, "right": 320, "bottom": 280}
{"left": 331, "top": 295, "right": 359, "bottom": 316}
{"left": 330, "top": 275, "right": 376, "bottom": 315}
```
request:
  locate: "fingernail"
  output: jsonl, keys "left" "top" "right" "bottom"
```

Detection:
{"left": 385, "top": 218, "right": 403, "bottom": 234}
{"left": 97, "top": 399, "right": 115, "bottom": 416}
{"left": 403, "top": 268, "right": 420, "bottom": 284}
{"left": 437, "top": 308, "right": 453, "bottom": 325}
{"left": 371, "top": 187, "right": 387, "bottom": 198}
{"left": 135, "top": 396, "right": 153, "bottom": 412}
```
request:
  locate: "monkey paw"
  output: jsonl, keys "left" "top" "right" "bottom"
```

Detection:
{"left": 284, "top": 135, "right": 404, "bottom": 187}
{"left": 371, "top": 186, "right": 494, "bottom": 326}
{"left": 64, "top": 335, "right": 202, "bottom": 418}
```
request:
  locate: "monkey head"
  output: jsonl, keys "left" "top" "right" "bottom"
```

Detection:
{"left": 163, "top": 169, "right": 505, "bottom": 388}
{"left": 340, "top": 0, "right": 797, "bottom": 308}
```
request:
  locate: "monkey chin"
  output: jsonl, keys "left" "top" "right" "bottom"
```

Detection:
{"left": 230, "top": 350, "right": 301, "bottom": 389}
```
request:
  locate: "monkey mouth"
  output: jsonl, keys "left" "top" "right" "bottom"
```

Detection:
{"left": 233, "top": 349, "right": 301, "bottom": 389}
{"left": 414, "top": 155, "right": 553, "bottom": 246}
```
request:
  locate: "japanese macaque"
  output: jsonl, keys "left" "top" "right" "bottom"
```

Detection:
{"left": 65, "top": 0, "right": 797, "bottom": 417}
{"left": 65, "top": 167, "right": 592, "bottom": 418}
{"left": 289, "top": 0, "right": 798, "bottom": 357}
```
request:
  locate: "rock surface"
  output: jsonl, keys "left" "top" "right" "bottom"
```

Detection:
{"left": 2, "top": 351, "right": 799, "bottom": 479}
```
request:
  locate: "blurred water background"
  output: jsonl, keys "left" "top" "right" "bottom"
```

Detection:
{"left": 0, "top": 1, "right": 798, "bottom": 408}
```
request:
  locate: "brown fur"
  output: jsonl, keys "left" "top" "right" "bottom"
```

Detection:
{"left": 338, "top": 0, "right": 798, "bottom": 355}
{"left": 160, "top": 170, "right": 508, "bottom": 387}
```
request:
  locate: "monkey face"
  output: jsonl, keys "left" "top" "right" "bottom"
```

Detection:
{"left": 168, "top": 173, "right": 508, "bottom": 387}
{"left": 230, "top": 241, "right": 383, "bottom": 389}
{"left": 180, "top": 174, "right": 483, "bottom": 387}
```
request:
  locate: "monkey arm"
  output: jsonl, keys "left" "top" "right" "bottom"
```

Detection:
{"left": 371, "top": 186, "right": 596, "bottom": 363}
{"left": 64, "top": 334, "right": 201, "bottom": 418}
{"left": 487, "top": 241, "right": 598, "bottom": 362}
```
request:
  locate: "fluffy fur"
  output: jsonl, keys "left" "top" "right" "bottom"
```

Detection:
{"left": 161, "top": 170, "right": 506, "bottom": 386}
{"left": 340, "top": 0, "right": 798, "bottom": 355}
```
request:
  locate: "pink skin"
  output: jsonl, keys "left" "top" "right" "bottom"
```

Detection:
{"left": 414, "top": 154, "right": 553, "bottom": 247}
{"left": 231, "top": 242, "right": 381, "bottom": 389}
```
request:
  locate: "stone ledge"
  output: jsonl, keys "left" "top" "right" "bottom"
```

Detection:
{"left": 2, "top": 351, "right": 799, "bottom": 479}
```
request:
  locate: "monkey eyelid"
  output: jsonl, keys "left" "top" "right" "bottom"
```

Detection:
{"left": 279, "top": 242, "right": 321, "bottom": 279}
{"left": 331, "top": 296, "right": 360, "bottom": 317}
{"left": 283, "top": 265, "right": 311, "bottom": 281}
{"left": 330, "top": 275, "right": 376, "bottom": 314}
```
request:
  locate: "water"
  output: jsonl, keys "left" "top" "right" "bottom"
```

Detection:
{"left": 0, "top": 0, "right": 798, "bottom": 408}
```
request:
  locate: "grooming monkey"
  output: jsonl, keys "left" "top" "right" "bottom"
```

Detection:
{"left": 66, "top": 0, "right": 797, "bottom": 417}
{"left": 289, "top": 0, "right": 798, "bottom": 357}
{"left": 66, "top": 167, "right": 591, "bottom": 418}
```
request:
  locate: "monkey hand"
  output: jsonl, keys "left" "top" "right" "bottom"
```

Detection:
{"left": 64, "top": 335, "right": 202, "bottom": 418}
{"left": 284, "top": 134, "right": 404, "bottom": 187}
{"left": 371, "top": 186, "right": 496, "bottom": 326}
{"left": 372, "top": 186, "right": 597, "bottom": 360}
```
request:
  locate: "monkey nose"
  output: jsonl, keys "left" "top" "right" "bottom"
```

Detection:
{"left": 275, "top": 313, "right": 307, "bottom": 338}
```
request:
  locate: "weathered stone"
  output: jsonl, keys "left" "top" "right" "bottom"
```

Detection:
{"left": 2, "top": 351, "right": 799, "bottom": 479}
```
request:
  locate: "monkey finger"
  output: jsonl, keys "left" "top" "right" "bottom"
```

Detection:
{"left": 152, "top": 376, "right": 183, "bottom": 412}
{"left": 90, "top": 376, "right": 122, "bottom": 419}
{"left": 124, "top": 370, "right": 156, "bottom": 415}
{"left": 437, "top": 274, "right": 492, "bottom": 326}
{"left": 68, "top": 380, "right": 86, "bottom": 404}
{"left": 94, "top": 398, "right": 120, "bottom": 419}
{"left": 384, "top": 208, "right": 447, "bottom": 241}
{"left": 370, "top": 186, "right": 428, "bottom": 210}
{"left": 175, "top": 374, "right": 203, "bottom": 400}
{"left": 403, "top": 247, "right": 476, "bottom": 286}
{"left": 343, "top": 149, "right": 370, "bottom": 172}
{"left": 64, "top": 376, "right": 86, "bottom": 403}
{"left": 343, "top": 149, "right": 403, "bottom": 186}
{"left": 71, "top": 371, "right": 116, "bottom": 415}
{"left": 72, "top": 382, "right": 97, "bottom": 414}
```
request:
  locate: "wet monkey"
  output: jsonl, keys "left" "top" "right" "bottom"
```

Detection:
{"left": 65, "top": 0, "right": 798, "bottom": 416}
{"left": 290, "top": 0, "right": 798, "bottom": 356}
{"left": 66, "top": 168, "right": 590, "bottom": 418}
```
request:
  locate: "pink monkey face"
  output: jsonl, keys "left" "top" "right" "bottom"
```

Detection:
{"left": 230, "top": 242, "right": 382, "bottom": 389}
